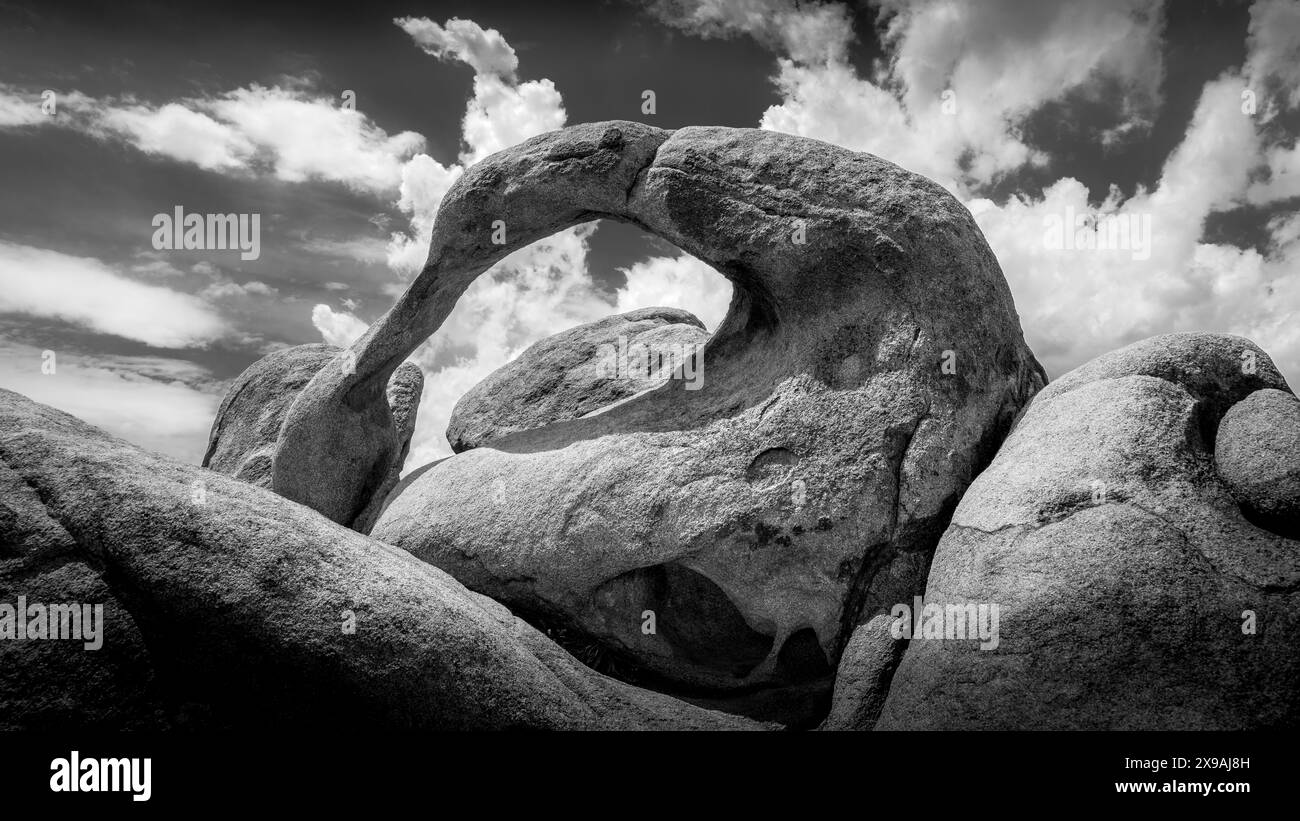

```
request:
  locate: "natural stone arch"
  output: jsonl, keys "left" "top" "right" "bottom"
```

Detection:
{"left": 270, "top": 120, "right": 1045, "bottom": 721}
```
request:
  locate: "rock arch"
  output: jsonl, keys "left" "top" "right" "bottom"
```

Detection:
{"left": 264, "top": 121, "right": 1045, "bottom": 719}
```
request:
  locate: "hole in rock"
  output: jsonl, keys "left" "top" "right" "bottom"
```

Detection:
{"left": 593, "top": 561, "right": 774, "bottom": 680}
{"left": 774, "top": 627, "right": 831, "bottom": 681}
{"left": 1239, "top": 504, "right": 1300, "bottom": 541}
{"left": 398, "top": 219, "right": 732, "bottom": 472}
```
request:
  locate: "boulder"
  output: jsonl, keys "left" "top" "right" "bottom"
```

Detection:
{"left": 0, "top": 460, "right": 167, "bottom": 729}
{"left": 819, "top": 614, "right": 905, "bottom": 731}
{"left": 447, "top": 306, "right": 709, "bottom": 452}
{"left": 0, "top": 388, "right": 762, "bottom": 730}
{"left": 202, "top": 344, "right": 422, "bottom": 532}
{"left": 348, "top": 121, "right": 1046, "bottom": 721}
{"left": 875, "top": 333, "right": 1300, "bottom": 730}
{"left": 1216, "top": 387, "right": 1300, "bottom": 531}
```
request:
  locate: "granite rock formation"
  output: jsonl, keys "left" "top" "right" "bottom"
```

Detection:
{"left": 0, "top": 388, "right": 762, "bottom": 731}
{"left": 874, "top": 334, "right": 1300, "bottom": 730}
{"left": 202, "top": 343, "right": 422, "bottom": 533}
{"left": 351, "top": 121, "right": 1046, "bottom": 720}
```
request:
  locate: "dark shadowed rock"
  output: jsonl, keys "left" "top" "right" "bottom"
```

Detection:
{"left": 1216, "top": 387, "right": 1300, "bottom": 530}
{"left": 875, "top": 334, "right": 1300, "bottom": 730}
{"left": 202, "top": 344, "right": 422, "bottom": 532}
{"left": 345, "top": 121, "right": 1047, "bottom": 723}
{"left": 0, "top": 388, "right": 762, "bottom": 730}
{"left": 0, "top": 461, "right": 167, "bottom": 730}
{"left": 447, "top": 307, "right": 709, "bottom": 453}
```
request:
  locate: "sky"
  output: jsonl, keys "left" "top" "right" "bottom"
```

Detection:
{"left": 0, "top": 0, "right": 1297, "bottom": 473}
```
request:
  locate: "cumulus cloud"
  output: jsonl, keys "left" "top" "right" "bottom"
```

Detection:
{"left": 654, "top": 0, "right": 1165, "bottom": 191}
{"left": 0, "top": 240, "right": 229, "bottom": 348}
{"left": 970, "top": 71, "right": 1295, "bottom": 381}
{"left": 615, "top": 253, "right": 732, "bottom": 331}
{"left": 1244, "top": 0, "right": 1300, "bottom": 111}
{"left": 395, "top": 17, "right": 520, "bottom": 80}
{"left": 310, "top": 304, "right": 370, "bottom": 348}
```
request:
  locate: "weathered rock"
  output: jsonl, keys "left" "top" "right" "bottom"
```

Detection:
{"left": 341, "top": 121, "right": 1046, "bottom": 722}
{"left": 202, "top": 344, "right": 422, "bottom": 532}
{"left": 0, "top": 388, "right": 762, "bottom": 730}
{"left": 447, "top": 307, "right": 709, "bottom": 452}
{"left": 875, "top": 333, "right": 1300, "bottom": 730}
{"left": 820, "top": 614, "right": 906, "bottom": 731}
{"left": 353, "top": 362, "right": 424, "bottom": 533}
{"left": 1216, "top": 387, "right": 1300, "bottom": 530}
{"left": 0, "top": 461, "right": 167, "bottom": 730}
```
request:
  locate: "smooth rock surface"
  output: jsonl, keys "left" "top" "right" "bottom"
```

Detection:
{"left": 875, "top": 334, "right": 1300, "bottom": 730}
{"left": 1216, "top": 387, "right": 1300, "bottom": 529}
{"left": 353, "top": 121, "right": 1046, "bottom": 718}
{"left": 0, "top": 388, "right": 762, "bottom": 730}
{"left": 447, "top": 306, "right": 709, "bottom": 452}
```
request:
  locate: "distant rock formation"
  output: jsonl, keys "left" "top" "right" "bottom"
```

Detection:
{"left": 873, "top": 334, "right": 1300, "bottom": 730}
{"left": 447, "top": 306, "right": 710, "bottom": 453}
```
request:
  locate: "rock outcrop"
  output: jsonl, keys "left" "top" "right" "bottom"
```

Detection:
{"left": 202, "top": 344, "right": 422, "bottom": 532}
{"left": 343, "top": 121, "right": 1047, "bottom": 721}
{"left": 447, "top": 306, "right": 709, "bottom": 453}
{"left": 0, "top": 388, "right": 761, "bottom": 730}
{"left": 874, "top": 334, "right": 1300, "bottom": 730}
{"left": 1216, "top": 387, "right": 1300, "bottom": 534}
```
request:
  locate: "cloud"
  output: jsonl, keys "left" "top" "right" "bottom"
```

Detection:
{"left": 0, "top": 343, "right": 222, "bottom": 464}
{"left": 0, "top": 240, "right": 229, "bottom": 348}
{"left": 311, "top": 304, "right": 370, "bottom": 347}
{"left": 459, "top": 74, "right": 566, "bottom": 166}
{"left": 1245, "top": 0, "right": 1300, "bottom": 111}
{"left": 654, "top": 0, "right": 1165, "bottom": 191}
{"left": 395, "top": 16, "right": 520, "bottom": 80}
{"left": 204, "top": 85, "right": 424, "bottom": 191}
{"left": 0, "top": 82, "right": 425, "bottom": 194}
{"left": 98, "top": 102, "right": 254, "bottom": 171}
{"left": 614, "top": 253, "right": 732, "bottom": 331}
{"left": 385, "top": 152, "right": 463, "bottom": 276}
{"left": 970, "top": 73, "right": 1297, "bottom": 381}
{"left": 200, "top": 278, "right": 277, "bottom": 301}
{"left": 646, "top": 0, "right": 853, "bottom": 65}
